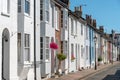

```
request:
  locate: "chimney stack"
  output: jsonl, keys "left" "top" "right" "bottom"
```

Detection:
{"left": 74, "top": 6, "right": 82, "bottom": 17}
{"left": 86, "top": 15, "right": 89, "bottom": 23}
{"left": 89, "top": 15, "right": 92, "bottom": 25}
{"left": 93, "top": 19, "right": 96, "bottom": 27}
{"left": 80, "top": 5, "right": 82, "bottom": 13}
{"left": 86, "top": 15, "right": 93, "bottom": 25}
{"left": 99, "top": 26, "right": 104, "bottom": 32}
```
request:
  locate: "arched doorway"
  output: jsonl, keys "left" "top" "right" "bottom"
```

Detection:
{"left": 2, "top": 28, "right": 10, "bottom": 80}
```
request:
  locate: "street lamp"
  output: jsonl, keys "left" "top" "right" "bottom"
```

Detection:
{"left": 94, "top": 35, "right": 97, "bottom": 70}
{"left": 111, "top": 29, "right": 115, "bottom": 64}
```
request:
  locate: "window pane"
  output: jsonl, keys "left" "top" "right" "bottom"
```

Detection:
{"left": 46, "top": 11, "right": 49, "bottom": 21}
{"left": 71, "top": 19, "right": 73, "bottom": 34}
{"left": 46, "top": 49, "right": 49, "bottom": 60}
{"left": 18, "top": 0, "right": 21, "bottom": 12}
{"left": 18, "top": 33, "right": 21, "bottom": 62}
{"left": 45, "top": 0, "right": 49, "bottom": 21}
{"left": 24, "top": 34, "right": 30, "bottom": 62}
{"left": 40, "top": 0, "right": 43, "bottom": 20}
{"left": 81, "top": 45, "right": 83, "bottom": 57}
{"left": 25, "top": 0, "right": 30, "bottom": 14}
{"left": 46, "top": 37, "right": 49, "bottom": 60}
{"left": 25, "top": 34, "right": 30, "bottom": 47}
{"left": 2, "top": 0, "right": 10, "bottom": 13}
{"left": 40, "top": 10, "right": 43, "bottom": 20}
{"left": 52, "top": 5, "right": 54, "bottom": 27}
{"left": 81, "top": 24, "right": 83, "bottom": 35}
{"left": 40, "top": 37, "right": 43, "bottom": 60}
{"left": 40, "top": 49, "right": 43, "bottom": 59}
{"left": 24, "top": 48, "right": 30, "bottom": 61}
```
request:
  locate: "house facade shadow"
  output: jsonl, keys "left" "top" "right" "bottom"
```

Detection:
{"left": 103, "top": 70, "right": 120, "bottom": 80}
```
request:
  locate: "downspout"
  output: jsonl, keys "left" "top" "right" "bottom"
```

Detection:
{"left": 34, "top": 0, "right": 37, "bottom": 80}
{"left": 68, "top": 14, "right": 70, "bottom": 73}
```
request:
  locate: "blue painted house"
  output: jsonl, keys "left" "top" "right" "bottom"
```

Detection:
{"left": 86, "top": 15, "right": 98, "bottom": 68}
{"left": 89, "top": 28, "right": 95, "bottom": 67}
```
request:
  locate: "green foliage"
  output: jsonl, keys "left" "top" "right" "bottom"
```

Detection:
{"left": 57, "top": 53, "right": 66, "bottom": 61}
{"left": 98, "top": 56, "right": 102, "bottom": 62}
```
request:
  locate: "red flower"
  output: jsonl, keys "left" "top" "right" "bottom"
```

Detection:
{"left": 50, "top": 42, "right": 58, "bottom": 49}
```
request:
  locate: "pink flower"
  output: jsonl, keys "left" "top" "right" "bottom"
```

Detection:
{"left": 50, "top": 42, "right": 58, "bottom": 49}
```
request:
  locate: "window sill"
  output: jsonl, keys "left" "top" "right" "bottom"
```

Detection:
{"left": 1, "top": 12, "right": 10, "bottom": 17}
{"left": 24, "top": 13, "right": 31, "bottom": 18}
{"left": 71, "top": 33, "right": 77, "bottom": 36}
{"left": 45, "top": 59, "right": 50, "bottom": 63}
{"left": 55, "top": 28, "right": 60, "bottom": 31}
{"left": 24, "top": 61, "right": 32, "bottom": 64}
{"left": 71, "top": 33, "right": 74, "bottom": 36}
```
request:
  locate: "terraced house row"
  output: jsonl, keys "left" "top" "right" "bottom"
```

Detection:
{"left": 0, "top": 0, "right": 120, "bottom": 80}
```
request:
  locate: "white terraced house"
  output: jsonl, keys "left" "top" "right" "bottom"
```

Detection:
{"left": 18, "top": 0, "right": 41, "bottom": 80}
{"left": 68, "top": 7, "right": 87, "bottom": 72}
{"left": 40, "top": 0, "right": 69, "bottom": 79}
{"left": 0, "top": 0, "right": 18, "bottom": 80}
{"left": 0, "top": 0, "right": 41, "bottom": 80}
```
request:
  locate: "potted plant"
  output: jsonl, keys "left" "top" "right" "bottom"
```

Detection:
{"left": 98, "top": 56, "right": 103, "bottom": 65}
{"left": 56, "top": 53, "right": 66, "bottom": 76}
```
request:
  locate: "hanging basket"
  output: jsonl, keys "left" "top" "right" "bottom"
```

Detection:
{"left": 71, "top": 53, "right": 75, "bottom": 61}
{"left": 50, "top": 42, "right": 58, "bottom": 50}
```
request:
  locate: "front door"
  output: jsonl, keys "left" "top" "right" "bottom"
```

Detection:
{"left": 2, "top": 28, "right": 10, "bottom": 80}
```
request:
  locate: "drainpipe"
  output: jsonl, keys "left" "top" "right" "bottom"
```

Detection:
{"left": 68, "top": 14, "right": 70, "bottom": 73}
{"left": 34, "top": 0, "right": 37, "bottom": 80}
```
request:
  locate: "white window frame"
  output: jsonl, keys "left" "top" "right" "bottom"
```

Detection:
{"left": 55, "top": 7, "right": 59, "bottom": 30}
{"left": 71, "top": 18, "right": 74, "bottom": 35}
{"left": 71, "top": 44, "right": 74, "bottom": 59}
{"left": 18, "top": 0, "right": 21, "bottom": 12}
{"left": 81, "top": 45, "right": 83, "bottom": 58}
{"left": 86, "top": 26, "right": 88, "bottom": 39}
{"left": 65, "top": 41, "right": 68, "bottom": 54}
{"left": 24, "top": 34, "right": 30, "bottom": 62}
{"left": 40, "top": 37, "right": 43, "bottom": 60}
{"left": 81, "top": 24, "right": 83, "bottom": 35}
{"left": 75, "top": 20, "right": 77, "bottom": 35}
{"left": 1, "top": 0, "right": 10, "bottom": 16}
{"left": 45, "top": 37, "right": 49, "bottom": 61}
{"left": 64, "top": 10, "right": 68, "bottom": 29}
{"left": 52, "top": 4, "right": 54, "bottom": 27}
{"left": 18, "top": 33, "right": 21, "bottom": 63}
{"left": 86, "top": 46, "right": 88, "bottom": 59}
{"left": 45, "top": 0, "right": 49, "bottom": 22}
{"left": 25, "top": 0, "right": 30, "bottom": 15}
{"left": 40, "top": 0, "right": 43, "bottom": 20}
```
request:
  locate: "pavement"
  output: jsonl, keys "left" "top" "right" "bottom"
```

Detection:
{"left": 47, "top": 61, "right": 120, "bottom": 80}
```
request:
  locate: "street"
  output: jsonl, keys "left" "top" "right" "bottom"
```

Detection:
{"left": 83, "top": 63, "right": 120, "bottom": 80}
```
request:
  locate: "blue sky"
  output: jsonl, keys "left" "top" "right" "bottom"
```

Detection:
{"left": 70, "top": 0, "right": 120, "bottom": 33}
